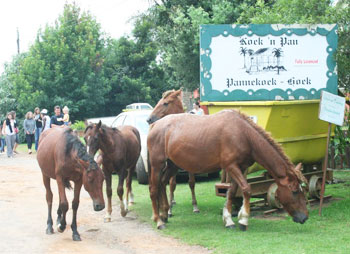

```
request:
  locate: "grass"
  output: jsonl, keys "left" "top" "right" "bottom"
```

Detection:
{"left": 113, "top": 172, "right": 350, "bottom": 254}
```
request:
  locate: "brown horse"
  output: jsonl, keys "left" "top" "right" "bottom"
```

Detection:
{"left": 147, "top": 89, "right": 201, "bottom": 215}
{"left": 147, "top": 109, "right": 308, "bottom": 230}
{"left": 84, "top": 121, "right": 141, "bottom": 221}
{"left": 37, "top": 127, "right": 105, "bottom": 241}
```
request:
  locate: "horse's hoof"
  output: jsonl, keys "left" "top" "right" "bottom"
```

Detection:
{"left": 121, "top": 210, "right": 127, "bottom": 217}
{"left": 72, "top": 234, "right": 81, "bottom": 241}
{"left": 57, "top": 224, "right": 65, "bottom": 233}
{"left": 238, "top": 223, "right": 248, "bottom": 231}
{"left": 168, "top": 212, "right": 173, "bottom": 217}
{"left": 225, "top": 224, "right": 235, "bottom": 229}
{"left": 171, "top": 200, "right": 176, "bottom": 205}
{"left": 162, "top": 217, "right": 168, "bottom": 223}
{"left": 104, "top": 217, "right": 111, "bottom": 223}
{"left": 128, "top": 202, "right": 135, "bottom": 206}
{"left": 157, "top": 224, "right": 166, "bottom": 230}
{"left": 46, "top": 227, "right": 54, "bottom": 235}
{"left": 193, "top": 209, "right": 200, "bottom": 213}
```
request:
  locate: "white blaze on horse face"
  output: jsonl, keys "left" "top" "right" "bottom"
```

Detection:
{"left": 86, "top": 136, "right": 90, "bottom": 154}
{"left": 223, "top": 207, "right": 235, "bottom": 227}
{"left": 238, "top": 201, "right": 249, "bottom": 226}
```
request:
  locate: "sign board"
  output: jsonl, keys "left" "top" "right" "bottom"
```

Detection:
{"left": 200, "top": 24, "right": 338, "bottom": 102}
{"left": 319, "top": 91, "right": 345, "bottom": 126}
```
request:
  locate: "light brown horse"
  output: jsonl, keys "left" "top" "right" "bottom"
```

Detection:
{"left": 84, "top": 121, "right": 141, "bottom": 221}
{"left": 37, "top": 127, "right": 105, "bottom": 241}
{"left": 147, "top": 109, "right": 308, "bottom": 230}
{"left": 147, "top": 89, "right": 201, "bottom": 215}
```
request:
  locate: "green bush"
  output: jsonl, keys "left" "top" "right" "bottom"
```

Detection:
{"left": 70, "top": 120, "right": 86, "bottom": 131}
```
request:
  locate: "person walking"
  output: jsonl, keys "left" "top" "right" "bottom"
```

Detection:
{"left": 41, "top": 109, "right": 51, "bottom": 132}
{"left": 2, "top": 112, "right": 17, "bottom": 158}
{"left": 11, "top": 111, "right": 20, "bottom": 154}
{"left": 23, "top": 111, "right": 36, "bottom": 154}
{"left": 0, "top": 119, "right": 5, "bottom": 154}
{"left": 34, "top": 107, "right": 42, "bottom": 151}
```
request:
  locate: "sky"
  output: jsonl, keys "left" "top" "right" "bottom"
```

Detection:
{"left": 0, "top": 0, "right": 152, "bottom": 74}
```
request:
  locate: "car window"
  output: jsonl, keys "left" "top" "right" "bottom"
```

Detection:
{"left": 123, "top": 115, "right": 134, "bottom": 126}
{"left": 134, "top": 115, "right": 150, "bottom": 135}
{"left": 141, "top": 105, "right": 151, "bottom": 110}
{"left": 111, "top": 115, "right": 126, "bottom": 127}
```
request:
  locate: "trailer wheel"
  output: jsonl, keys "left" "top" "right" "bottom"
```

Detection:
{"left": 267, "top": 183, "right": 282, "bottom": 208}
{"left": 309, "top": 175, "right": 321, "bottom": 199}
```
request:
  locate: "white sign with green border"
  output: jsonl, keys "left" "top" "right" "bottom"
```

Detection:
{"left": 200, "top": 24, "right": 338, "bottom": 101}
{"left": 319, "top": 91, "right": 345, "bottom": 126}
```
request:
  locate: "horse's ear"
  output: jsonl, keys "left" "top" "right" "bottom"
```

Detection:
{"left": 79, "top": 159, "right": 89, "bottom": 169}
{"left": 295, "top": 162, "right": 303, "bottom": 172}
{"left": 172, "top": 89, "right": 182, "bottom": 99}
{"left": 96, "top": 120, "right": 102, "bottom": 129}
{"left": 84, "top": 125, "right": 92, "bottom": 134}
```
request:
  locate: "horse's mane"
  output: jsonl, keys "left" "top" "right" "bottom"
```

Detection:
{"left": 64, "top": 129, "right": 97, "bottom": 170}
{"left": 236, "top": 111, "right": 294, "bottom": 170}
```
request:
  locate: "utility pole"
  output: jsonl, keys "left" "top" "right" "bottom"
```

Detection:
{"left": 17, "top": 27, "right": 20, "bottom": 54}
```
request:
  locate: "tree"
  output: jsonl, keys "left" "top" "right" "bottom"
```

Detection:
{"left": 272, "top": 48, "right": 283, "bottom": 74}
{"left": 239, "top": 47, "right": 248, "bottom": 68}
{"left": 146, "top": 0, "right": 259, "bottom": 91}
{"left": 2, "top": 3, "right": 110, "bottom": 120}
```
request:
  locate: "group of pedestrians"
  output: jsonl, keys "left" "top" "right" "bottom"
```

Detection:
{"left": 1, "top": 105, "right": 70, "bottom": 158}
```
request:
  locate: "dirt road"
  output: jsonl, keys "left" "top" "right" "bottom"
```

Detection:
{"left": 0, "top": 154, "right": 211, "bottom": 254}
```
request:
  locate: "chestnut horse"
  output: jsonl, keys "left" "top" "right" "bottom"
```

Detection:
{"left": 84, "top": 121, "right": 141, "bottom": 221}
{"left": 37, "top": 127, "right": 105, "bottom": 241}
{"left": 147, "top": 89, "right": 201, "bottom": 215}
{"left": 147, "top": 109, "right": 308, "bottom": 230}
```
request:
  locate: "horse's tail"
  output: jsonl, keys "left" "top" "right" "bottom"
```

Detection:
{"left": 63, "top": 179, "right": 72, "bottom": 190}
{"left": 132, "top": 127, "right": 141, "bottom": 150}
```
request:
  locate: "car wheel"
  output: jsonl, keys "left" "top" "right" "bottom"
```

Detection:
{"left": 136, "top": 156, "right": 148, "bottom": 184}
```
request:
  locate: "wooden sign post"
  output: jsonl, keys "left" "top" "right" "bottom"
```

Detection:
{"left": 318, "top": 91, "right": 346, "bottom": 215}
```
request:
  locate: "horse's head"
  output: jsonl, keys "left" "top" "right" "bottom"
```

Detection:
{"left": 276, "top": 163, "right": 309, "bottom": 224}
{"left": 84, "top": 121, "right": 103, "bottom": 156}
{"left": 79, "top": 158, "right": 105, "bottom": 211}
{"left": 147, "top": 89, "right": 184, "bottom": 124}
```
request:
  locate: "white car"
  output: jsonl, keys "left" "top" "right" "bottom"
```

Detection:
{"left": 125, "top": 103, "right": 153, "bottom": 111}
{"left": 111, "top": 110, "right": 152, "bottom": 184}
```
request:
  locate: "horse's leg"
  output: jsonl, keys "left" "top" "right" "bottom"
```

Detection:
{"left": 222, "top": 181, "right": 237, "bottom": 229}
{"left": 43, "top": 175, "right": 54, "bottom": 234}
{"left": 168, "top": 176, "right": 176, "bottom": 217}
{"left": 160, "top": 161, "right": 177, "bottom": 222}
{"left": 221, "top": 169, "right": 226, "bottom": 183}
{"left": 189, "top": 173, "right": 199, "bottom": 213}
{"left": 71, "top": 180, "right": 82, "bottom": 241}
{"left": 56, "top": 206, "right": 62, "bottom": 228}
{"left": 56, "top": 177, "right": 69, "bottom": 233}
{"left": 117, "top": 169, "right": 127, "bottom": 217}
{"left": 149, "top": 161, "right": 165, "bottom": 229}
{"left": 104, "top": 172, "right": 113, "bottom": 222}
{"left": 225, "top": 164, "right": 251, "bottom": 231}
{"left": 125, "top": 166, "right": 135, "bottom": 208}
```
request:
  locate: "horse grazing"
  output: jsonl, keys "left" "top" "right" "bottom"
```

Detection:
{"left": 84, "top": 121, "right": 141, "bottom": 221}
{"left": 147, "top": 109, "right": 308, "bottom": 230}
{"left": 147, "top": 89, "right": 201, "bottom": 215}
{"left": 37, "top": 128, "right": 105, "bottom": 241}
